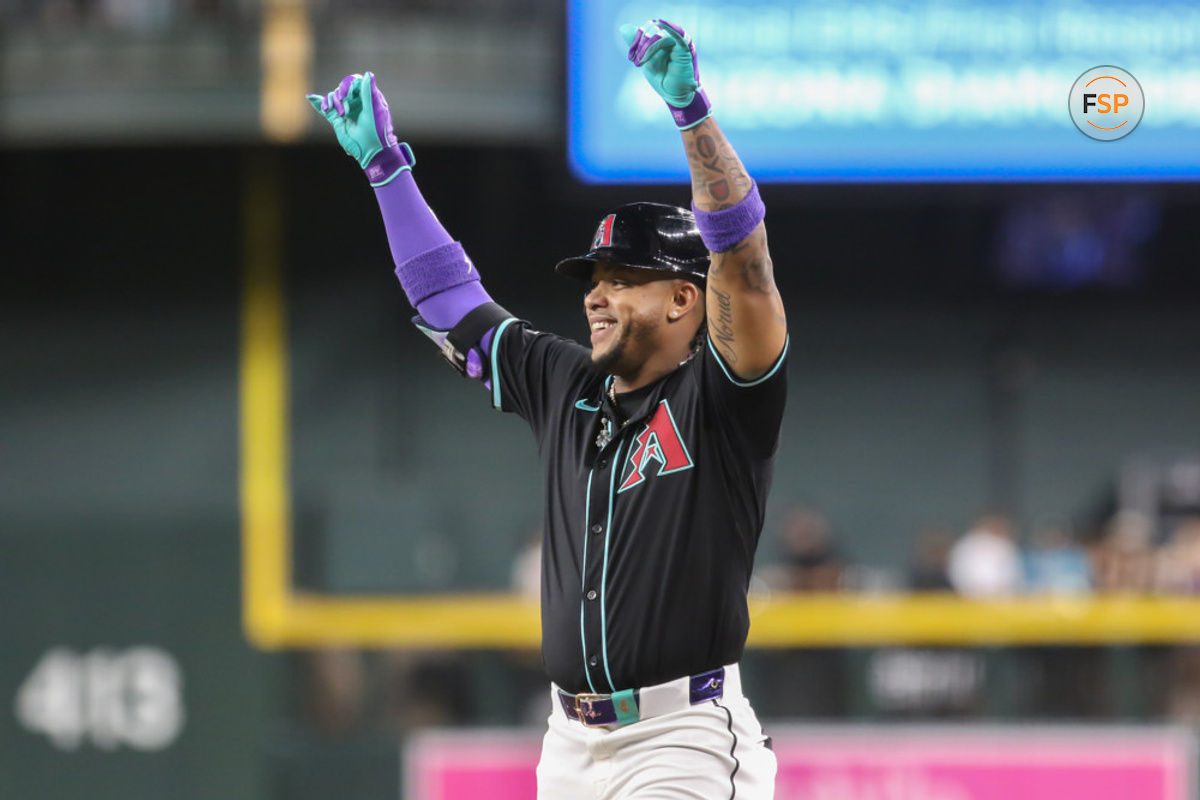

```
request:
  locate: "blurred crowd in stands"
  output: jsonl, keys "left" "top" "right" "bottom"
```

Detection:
{"left": 764, "top": 505, "right": 1200, "bottom": 597}
{"left": 294, "top": 504, "right": 1200, "bottom": 739}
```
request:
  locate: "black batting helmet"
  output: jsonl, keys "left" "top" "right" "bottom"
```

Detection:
{"left": 554, "top": 202, "right": 709, "bottom": 285}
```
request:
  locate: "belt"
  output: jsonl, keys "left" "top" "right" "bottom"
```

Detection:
{"left": 556, "top": 667, "right": 727, "bottom": 728}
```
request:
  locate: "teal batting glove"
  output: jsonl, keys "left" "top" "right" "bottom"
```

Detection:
{"left": 619, "top": 19, "right": 712, "bottom": 129}
{"left": 307, "top": 72, "right": 414, "bottom": 187}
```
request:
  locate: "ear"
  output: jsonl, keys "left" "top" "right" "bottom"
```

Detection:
{"left": 667, "top": 280, "right": 701, "bottom": 321}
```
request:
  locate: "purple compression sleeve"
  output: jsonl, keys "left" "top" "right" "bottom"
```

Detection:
{"left": 395, "top": 242, "right": 478, "bottom": 308}
{"left": 691, "top": 181, "right": 766, "bottom": 253}
{"left": 373, "top": 166, "right": 498, "bottom": 369}
{"left": 374, "top": 170, "right": 453, "bottom": 264}
{"left": 374, "top": 168, "right": 496, "bottom": 329}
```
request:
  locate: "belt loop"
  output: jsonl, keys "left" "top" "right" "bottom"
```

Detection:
{"left": 610, "top": 689, "right": 639, "bottom": 725}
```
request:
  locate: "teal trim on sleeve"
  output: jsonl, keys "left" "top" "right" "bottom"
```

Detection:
{"left": 368, "top": 164, "right": 412, "bottom": 187}
{"left": 706, "top": 334, "right": 790, "bottom": 388}
{"left": 490, "top": 318, "right": 518, "bottom": 410}
{"left": 611, "top": 689, "right": 639, "bottom": 725}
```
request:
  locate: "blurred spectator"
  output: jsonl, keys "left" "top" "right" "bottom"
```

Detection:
{"left": 756, "top": 509, "right": 850, "bottom": 717}
{"left": 1091, "top": 510, "right": 1155, "bottom": 592}
{"left": 510, "top": 530, "right": 552, "bottom": 725}
{"left": 510, "top": 529, "right": 542, "bottom": 601}
{"left": 381, "top": 650, "right": 474, "bottom": 732}
{"left": 908, "top": 525, "right": 954, "bottom": 590}
{"left": 947, "top": 514, "right": 1023, "bottom": 597}
{"left": 1023, "top": 522, "right": 1091, "bottom": 594}
{"left": 1154, "top": 516, "right": 1200, "bottom": 594}
{"left": 301, "top": 649, "right": 366, "bottom": 737}
{"left": 768, "top": 506, "right": 844, "bottom": 592}
{"left": 1167, "top": 646, "right": 1200, "bottom": 722}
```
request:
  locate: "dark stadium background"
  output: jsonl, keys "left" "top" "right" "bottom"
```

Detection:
{"left": 3, "top": 2, "right": 1200, "bottom": 798}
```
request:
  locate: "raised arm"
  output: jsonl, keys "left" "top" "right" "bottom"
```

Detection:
{"left": 620, "top": 21, "right": 787, "bottom": 379}
{"left": 307, "top": 73, "right": 510, "bottom": 383}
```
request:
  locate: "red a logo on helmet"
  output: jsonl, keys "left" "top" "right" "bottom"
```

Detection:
{"left": 592, "top": 214, "right": 616, "bottom": 249}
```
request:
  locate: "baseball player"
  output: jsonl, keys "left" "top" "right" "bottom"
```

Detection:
{"left": 309, "top": 18, "right": 786, "bottom": 798}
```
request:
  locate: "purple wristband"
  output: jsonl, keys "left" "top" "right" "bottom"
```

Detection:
{"left": 395, "top": 241, "right": 480, "bottom": 307}
{"left": 366, "top": 142, "right": 415, "bottom": 187}
{"left": 691, "top": 182, "right": 765, "bottom": 253}
{"left": 671, "top": 89, "right": 712, "bottom": 130}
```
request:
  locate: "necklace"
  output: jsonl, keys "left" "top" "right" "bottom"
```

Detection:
{"left": 595, "top": 380, "right": 626, "bottom": 450}
{"left": 596, "top": 355, "right": 697, "bottom": 450}
{"left": 595, "top": 419, "right": 614, "bottom": 450}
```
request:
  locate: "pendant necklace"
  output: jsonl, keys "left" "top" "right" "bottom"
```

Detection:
{"left": 595, "top": 355, "right": 696, "bottom": 450}
{"left": 595, "top": 381, "right": 625, "bottom": 450}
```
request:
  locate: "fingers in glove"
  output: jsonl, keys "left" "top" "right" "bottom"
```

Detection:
{"left": 331, "top": 73, "right": 360, "bottom": 116}
{"left": 363, "top": 70, "right": 378, "bottom": 106}
{"left": 365, "top": 70, "right": 391, "bottom": 116}
{"left": 625, "top": 22, "right": 671, "bottom": 67}
{"left": 363, "top": 71, "right": 399, "bottom": 148}
{"left": 618, "top": 22, "right": 639, "bottom": 48}
{"left": 652, "top": 19, "right": 690, "bottom": 43}
{"left": 355, "top": 71, "right": 375, "bottom": 115}
{"left": 652, "top": 19, "right": 700, "bottom": 83}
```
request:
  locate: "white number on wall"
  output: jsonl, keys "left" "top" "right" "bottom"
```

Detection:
{"left": 14, "top": 646, "right": 185, "bottom": 751}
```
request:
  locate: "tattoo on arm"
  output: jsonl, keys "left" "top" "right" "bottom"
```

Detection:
{"left": 707, "top": 240, "right": 746, "bottom": 277}
{"left": 686, "top": 122, "right": 753, "bottom": 212}
{"left": 710, "top": 228, "right": 776, "bottom": 294}
{"left": 684, "top": 122, "right": 787, "bottom": 368}
{"left": 710, "top": 286, "right": 737, "bottom": 363}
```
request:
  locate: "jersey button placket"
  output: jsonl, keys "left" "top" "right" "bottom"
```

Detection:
{"left": 581, "top": 437, "right": 621, "bottom": 693}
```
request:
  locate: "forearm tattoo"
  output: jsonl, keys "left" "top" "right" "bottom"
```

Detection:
{"left": 684, "top": 120, "right": 787, "bottom": 358}
{"left": 710, "top": 228, "right": 779, "bottom": 297}
{"left": 685, "top": 120, "right": 753, "bottom": 212}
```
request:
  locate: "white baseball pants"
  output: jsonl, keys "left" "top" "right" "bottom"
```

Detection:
{"left": 536, "top": 664, "right": 776, "bottom": 799}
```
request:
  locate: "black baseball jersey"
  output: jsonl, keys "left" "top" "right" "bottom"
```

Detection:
{"left": 489, "top": 318, "right": 788, "bottom": 695}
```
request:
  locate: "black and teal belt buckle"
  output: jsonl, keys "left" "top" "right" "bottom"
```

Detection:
{"left": 573, "top": 688, "right": 640, "bottom": 727}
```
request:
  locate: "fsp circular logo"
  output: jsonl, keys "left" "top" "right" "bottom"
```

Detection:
{"left": 1069, "top": 66, "right": 1144, "bottom": 141}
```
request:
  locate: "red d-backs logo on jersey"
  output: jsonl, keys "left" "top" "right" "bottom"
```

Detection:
{"left": 619, "top": 400, "right": 694, "bottom": 492}
{"left": 592, "top": 214, "right": 617, "bottom": 250}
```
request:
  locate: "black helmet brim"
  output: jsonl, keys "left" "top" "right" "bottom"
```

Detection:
{"left": 554, "top": 248, "right": 706, "bottom": 286}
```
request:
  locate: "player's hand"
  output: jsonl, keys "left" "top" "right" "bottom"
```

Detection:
{"left": 307, "top": 72, "right": 415, "bottom": 187}
{"left": 619, "top": 19, "right": 712, "bottom": 129}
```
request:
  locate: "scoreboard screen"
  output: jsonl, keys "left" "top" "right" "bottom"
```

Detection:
{"left": 566, "top": 0, "right": 1200, "bottom": 183}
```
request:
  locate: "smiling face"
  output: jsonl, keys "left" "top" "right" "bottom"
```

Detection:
{"left": 584, "top": 263, "right": 693, "bottom": 377}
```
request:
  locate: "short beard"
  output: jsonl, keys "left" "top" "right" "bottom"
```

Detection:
{"left": 592, "top": 336, "right": 626, "bottom": 375}
{"left": 591, "top": 316, "right": 655, "bottom": 377}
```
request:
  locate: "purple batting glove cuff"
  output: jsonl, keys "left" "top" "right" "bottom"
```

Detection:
{"left": 671, "top": 89, "right": 712, "bottom": 130}
{"left": 692, "top": 182, "right": 766, "bottom": 253}
{"left": 395, "top": 241, "right": 480, "bottom": 307}
{"left": 366, "top": 142, "right": 415, "bottom": 187}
